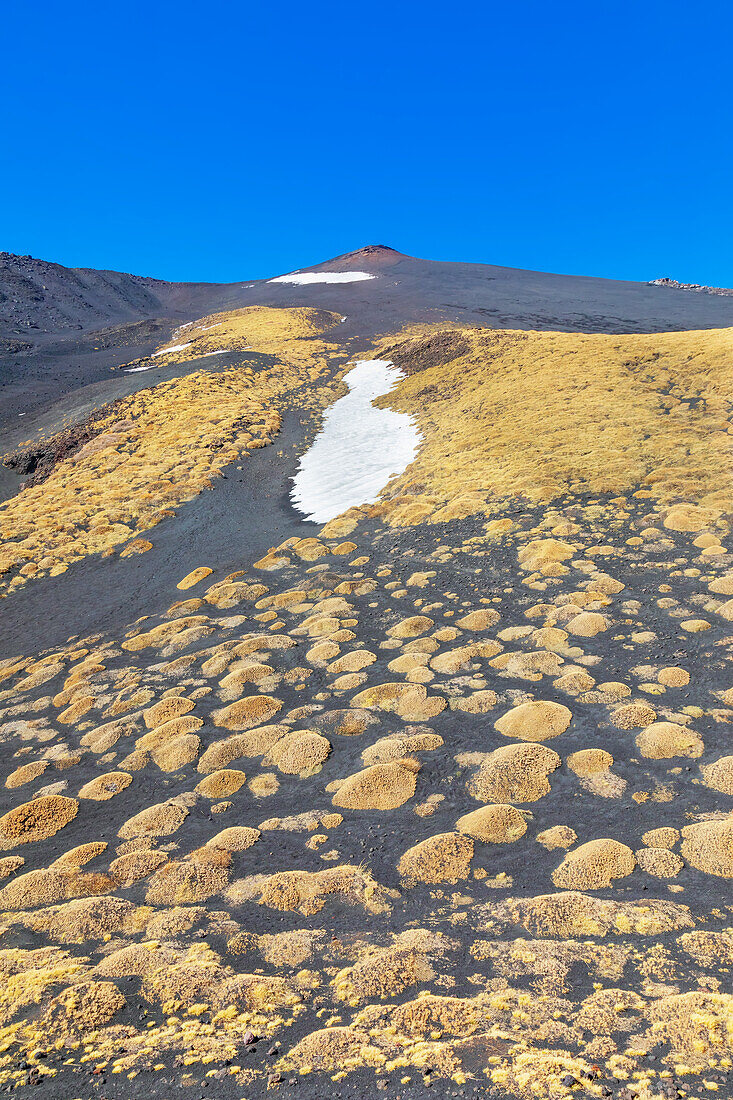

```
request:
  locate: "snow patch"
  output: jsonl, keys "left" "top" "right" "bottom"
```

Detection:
{"left": 151, "top": 342, "right": 192, "bottom": 358}
{"left": 269, "top": 271, "right": 377, "bottom": 286}
{"left": 291, "top": 359, "right": 420, "bottom": 524}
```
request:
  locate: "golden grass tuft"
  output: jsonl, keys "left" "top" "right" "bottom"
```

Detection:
{"left": 701, "top": 755, "right": 733, "bottom": 795}
{"left": 680, "top": 818, "right": 733, "bottom": 877}
{"left": 536, "top": 825, "right": 577, "bottom": 850}
{"left": 109, "top": 848, "right": 168, "bottom": 886}
{"left": 327, "top": 649, "right": 376, "bottom": 675}
{"left": 551, "top": 838, "right": 636, "bottom": 890}
{"left": 455, "top": 608, "right": 500, "bottom": 630}
{"left": 635, "top": 846, "right": 683, "bottom": 878}
{"left": 252, "top": 864, "right": 394, "bottom": 915}
{"left": 564, "top": 611, "right": 608, "bottom": 637}
{"left": 462, "top": 743, "right": 561, "bottom": 803}
{"left": 78, "top": 771, "right": 132, "bottom": 800}
{"left": 455, "top": 803, "right": 528, "bottom": 843}
{"left": 291, "top": 536, "right": 328, "bottom": 561}
{"left": 430, "top": 640, "right": 502, "bottom": 675}
{"left": 204, "top": 579, "right": 268, "bottom": 608}
{"left": 285, "top": 1026, "right": 380, "bottom": 1072}
{"left": 263, "top": 729, "right": 331, "bottom": 774}
{"left": 657, "top": 666, "right": 690, "bottom": 687}
{"left": 177, "top": 566, "right": 213, "bottom": 590}
{"left": 5, "top": 761, "right": 48, "bottom": 788}
{"left": 391, "top": 993, "right": 478, "bottom": 1037}
{"left": 0, "top": 855, "right": 25, "bottom": 879}
{"left": 611, "top": 702, "right": 657, "bottom": 729}
{"left": 489, "top": 890, "right": 692, "bottom": 937}
{"left": 566, "top": 748, "right": 613, "bottom": 777}
{"left": 257, "top": 928, "right": 322, "bottom": 966}
{"left": 351, "top": 681, "right": 446, "bottom": 720}
{"left": 217, "top": 660, "right": 278, "bottom": 699}
{"left": 663, "top": 503, "right": 720, "bottom": 531}
{"left": 16, "top": 896, "right": 143, "bottom": 943}
{"left": 95, "top": 941, "right": 178, "bottom": 978}
{"left": 679, "top": 931, "right": 733, "bottom": 967}
{"left": 312, "top": 708, "right": 376, "bottom": 737}
{"left": 494, "top": 700, "right": 572, "bottom": 742}
{"left": 212, "top": 694, "right": 283, "bottom": 730}
{"left": 645, "top": 991, "right": 733, "bottom": 1069}
{"left": 641, "top": 826, "right": 679, "bottom": 848}
{"left": 44, "top": 980, "right": 125, "bottom": 1032}
{"left": 196, "top": 724, "right": 287, "bottom": 773}
{"left": 0, "top": 794, "right": 78, "bottom": 848}
{"left": 388, "top": 615, "right": 434, "bottom": 638}
{"left": 136, "top": 715, "right": 204, "bottom": 749}
{"left": 332, "top": 761, "right": 419, "bottom": 810}
{"left": 398, "top": 831, "right": 474, "bottom": 884}
{"left": 635, "top": 721, "right": 704, "bottom": 759}
{"left": 206, "top": 826, "right": 260, "bottom": 851}
{"left": 249, "top": 773, "right": 280, "bottom": 797}
{"left": 150, "top": 732, "right": 201, "bottom": 771}
{"left": 0, "top": 867, "right": 113, "bottom": 909}
{"left": 518, "top": 539, "right": 575, "bottom": 572}
{"left": 195, "top": 769, "right": 247, "bottom": 798}
{"left": 361, "top": 731, "right": 443, "bottom": 766}
{"left": 81, "top": 715, "right": 140, "bottom": 753}
{"left": 449, "top": 689, "right": 498, "bottom": 713}
{"left": 333, "top": 947, "right": 434, "bottom": 1003}
{"left": 117, "top": 800, "right": 188, "bottom": 839}
{"left": 144, "top": 695, "right": 195, "bottom": 728}
{"left": 145, "top": 848, "right": 231, "bottom": 905}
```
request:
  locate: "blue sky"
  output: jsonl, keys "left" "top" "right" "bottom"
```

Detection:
{"left": 2, "top": 1, "right": 731, "bottom": 285}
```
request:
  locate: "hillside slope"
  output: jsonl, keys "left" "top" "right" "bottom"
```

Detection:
{"left": 0, "top": 251, "right": 240, "bottom": 341}
{"left": 0, "top": 249, "right": 731, "bottom": 1100}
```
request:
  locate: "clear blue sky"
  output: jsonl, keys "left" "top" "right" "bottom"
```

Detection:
{"left": 2, "top": 0, "right": 731, "bottom": 285}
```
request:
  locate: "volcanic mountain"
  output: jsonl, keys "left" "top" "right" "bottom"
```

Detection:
{"left": 0, "top": 245, "right": 731, "bottom": 1100}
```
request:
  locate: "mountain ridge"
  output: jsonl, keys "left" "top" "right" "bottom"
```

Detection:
{"left": 5, "top": 244, "right": 733, "bottom": 346}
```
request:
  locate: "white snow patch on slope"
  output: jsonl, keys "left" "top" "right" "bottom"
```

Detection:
{"left": 151, "top": 342, "right": 192, "bottom": 358}
{"left": 291, "top": 359, "right": 420, "bottom": 524}
{"left": 269, "top": 271, "right": 376, "bottom": 286}
{"left": 127, "top": 347, "right": 231, "bottom": 372}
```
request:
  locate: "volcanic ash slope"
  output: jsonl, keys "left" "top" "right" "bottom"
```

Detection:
{"left": 0, "top": 299, "right": 732, "bottom": 1099}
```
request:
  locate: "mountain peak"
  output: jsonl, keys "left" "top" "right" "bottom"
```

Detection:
{"left": 314, "top": 244, "right": 407, "bottom": 271}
